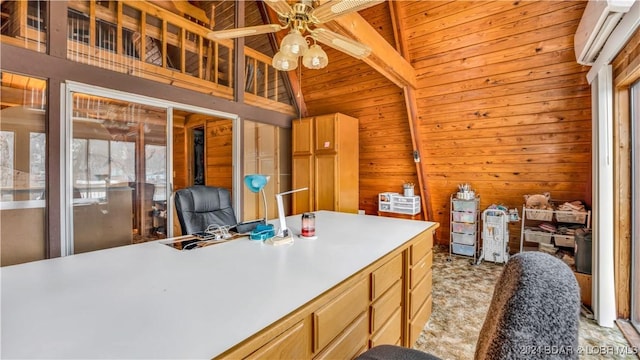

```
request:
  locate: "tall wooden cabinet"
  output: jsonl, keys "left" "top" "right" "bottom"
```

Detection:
{"left": 292, "top": 113, "right": 359, "bottom": 214}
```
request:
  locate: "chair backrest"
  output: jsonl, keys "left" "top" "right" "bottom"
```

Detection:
{"left": 474, "top": 252, "right": 580, "bottom": 360}
{"left": 174, "top": 185, "right": 238, "bottom": 235}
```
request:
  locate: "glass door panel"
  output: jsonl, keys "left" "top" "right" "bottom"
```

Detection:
{"left": 70, "top": 92, "right": 167, "bottom": 254}
{"left": 0, "top": 72, "right": 47, "bottom": 266}
{"left": 243, "top": 120, "right": 291, "bottom": 222}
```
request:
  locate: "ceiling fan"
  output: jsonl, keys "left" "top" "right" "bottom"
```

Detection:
{"left": 206, "top": 0, "right": 384, "bottom": 70}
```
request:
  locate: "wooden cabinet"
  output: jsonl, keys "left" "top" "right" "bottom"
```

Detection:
{"left": 292, "top": 113, "right": 359, "bottom": 214}
{"left": 217, "top": 226, "right": 438, "bottom": 359}
{"left": 406, "top": 230, "right": 435, "bottom": 346}
{"left": 369, "top": 254, "right": 403, "bottom": 348}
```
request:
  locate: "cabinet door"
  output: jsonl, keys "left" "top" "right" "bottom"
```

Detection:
{"left": 245, "top": 320, "right": 310, "bottom": 360}
{"left": 315, "top": 154, "right": 337, "bottom": 211}
{"left": 293, "top": 155, "right": 313, "bottom": 214}
{"left": 315, "top": 114, "right": 337, "bottom": 153}
{"left": 313, "top": 280, "right": 368, "bottom": 352}
{"left": 293, "top": 117, "right": 313, "bottom": 155}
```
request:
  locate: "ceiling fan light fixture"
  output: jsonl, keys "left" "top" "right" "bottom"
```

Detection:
{"left": 280, "top": 29, "right": 309, "bottom": 58}
{"left": 302, "top": 44, "right": 328, "bottom": 69}
{"left": 272, "top": 51, "right": 298, "bottom": 71}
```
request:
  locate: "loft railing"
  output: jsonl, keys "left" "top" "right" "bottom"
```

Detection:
{"left": 1, "top": 0, "right": 296, "bottom": 114}
{"left": 66, "top": 0, "right": 235, "bottom": 99}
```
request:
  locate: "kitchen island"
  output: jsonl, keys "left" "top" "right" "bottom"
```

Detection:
{"left": 1, "top": 211, "right": 438, "bottom": 359}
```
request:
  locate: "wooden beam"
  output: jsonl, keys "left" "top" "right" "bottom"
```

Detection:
{"left": 389, "top": 1, "right": 432, "bottom": 221}
{"left": 319, "top": 12, "right": 417, "bottom": 89}
{"left": 154, "top": 1, "right": 209, "bottom": 25}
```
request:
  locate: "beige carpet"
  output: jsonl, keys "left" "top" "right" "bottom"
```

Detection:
{"left": 414, "top": 246, "right": 638, "bottom": 359}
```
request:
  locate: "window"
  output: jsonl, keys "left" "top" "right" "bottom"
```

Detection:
{"left": 0, "top": 130, "right": 15, "bottom": 201}
{"left": 0, "top": 72, "right": 47, "bottom": 266}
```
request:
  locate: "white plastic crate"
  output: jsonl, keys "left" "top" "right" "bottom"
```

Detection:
{"left": 451, "top": 232, "right": 475, "bottom": 245}
{"left": 453, "top": 211, "right": 476, "bottom": 223}
{"left": 452, "top": 199, "right": 476, "bottom": 212}
{"left": 391, "top": 195, "right": 421, "bottom": 215}
{"left": 452, "top": 222, "right": 475, "bottom": 234}
{"left": 452, "top": 243, "right": 475, "bottom": 257}
{"left": 378, "top": 192, "right": 397, "bottom": 212}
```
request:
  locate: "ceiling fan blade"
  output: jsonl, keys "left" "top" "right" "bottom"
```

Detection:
{"left": 206, "top": 24, "right": 282, "bottom": 40}
{"left": 312, "top": 28, "right": 371, "bottom": 59}
{"left": 310, "top": 0, "right": 384, "bottom": 23}
{"left": 263, "top": 0, "right": 293, "bottom": 17}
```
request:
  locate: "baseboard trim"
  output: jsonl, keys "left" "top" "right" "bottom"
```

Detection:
{"left": 615, "top": 319, "right": 640, "bottom": 357}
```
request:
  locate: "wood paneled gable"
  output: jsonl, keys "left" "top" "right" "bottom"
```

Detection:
{"left": 301, "top": 1, "right": 591, "bottom": 248}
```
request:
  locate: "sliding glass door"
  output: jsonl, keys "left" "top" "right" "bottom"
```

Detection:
{"left": 631, "top": 80, "right": 639, "bottom": 332}
{"left": 0, "top": 72, "right": 47, "bottom": 266}
{"left": 66, "top": 85, "right": 169, "bottom": 254}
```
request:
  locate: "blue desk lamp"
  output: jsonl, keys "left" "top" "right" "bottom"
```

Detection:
{"left": 244, "top": 174, "right": 275, "bottom": 240}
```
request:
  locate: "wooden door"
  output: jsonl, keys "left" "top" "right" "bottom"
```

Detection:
{"left": 315, "top": 154, "right": 338, "bottom": 211}
{"left": 293, "top": 117, "right": 314, "bottom": 214}
{"left": 314, "top": 114, "right": 336, "bottom": 153}
{"left": 293, "top": 154, "right": 313, "bottom": 213}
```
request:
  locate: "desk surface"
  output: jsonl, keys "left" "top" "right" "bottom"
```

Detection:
{"left": 1, "top": 211, "right": 437, "bottom": 359}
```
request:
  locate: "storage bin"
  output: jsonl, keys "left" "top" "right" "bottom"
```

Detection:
{"left": 452, "top": 199, "right": 476, "bottom": 212}
{"left": 451, "top": 232, "right": 475, "bottom": 245}
{"left": 452, "top": 222, "right": 475, "bottom": 234}
{"left": 453, "top": 211, "right": 476, "bottom": 223}
{"left": 523, "top": 229, "right": 552, "bottom": 244}
{"left": 524, "top": 208, "right": 553, "bottom": 221}
{"left": 575, "top": 229, "right": 592, "bottom": 274}
{"left": 555, "top": 211, "right": 588, "bottom": 224}
{"left": 452, "top": 243, "right": 475, "bottom": 257}
{"left": 553, "top": 234, "right": 574, "bottom": 247}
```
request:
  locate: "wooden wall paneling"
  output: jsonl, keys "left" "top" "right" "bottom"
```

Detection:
{"left": 611, "top": 28, "right": 640, "bottom": 319}
{"left": 172, "top": 124, "right": 187, "bottom": 190}
{"left": 205, "top": 118, "right": 233, "bottom": 191}
{"left": 396, "top": 1, "right": 591, "bottom": 246}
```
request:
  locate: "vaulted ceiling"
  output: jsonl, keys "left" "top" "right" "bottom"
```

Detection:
{"left": 180, "top": 1, "right": 592, "bottom": 249}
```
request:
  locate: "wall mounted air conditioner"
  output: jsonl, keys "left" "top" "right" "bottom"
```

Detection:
{"left": 574, "top": 0, "right": 635, "bottom": 65}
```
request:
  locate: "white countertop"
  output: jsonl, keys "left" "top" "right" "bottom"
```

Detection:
{"left": 1, "top": 211, "right": 436, "bottom": 359}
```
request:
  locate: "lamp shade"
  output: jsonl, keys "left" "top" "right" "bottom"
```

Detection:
{"left": 272, "top": 51, "right": 298, "bottom": 71}
{"left": 244, "top": 174, "right": 269, "bottom": 193}
{"left": 280, "top": 29, "right": 308, "bottom": 57}
{"left": 302, "top": 44, "right": 328, "bottom": 69}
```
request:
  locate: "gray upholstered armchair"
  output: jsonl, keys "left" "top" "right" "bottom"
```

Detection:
{"left": 357, "top": 251, "right": 581, "bottom": 360}
{"left": 174, "top": 185, "right": 238, "bottom": 235}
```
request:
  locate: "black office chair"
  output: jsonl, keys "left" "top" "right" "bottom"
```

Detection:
{"left": 357, "top": 251, "right": 580, "bottom": 360}
{"left": 174, "top": 185, "right": 238, "bottom": 235}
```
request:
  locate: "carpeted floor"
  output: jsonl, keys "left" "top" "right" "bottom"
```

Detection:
{"left": 414, "top": 246, "right": 638, "bottom": 359}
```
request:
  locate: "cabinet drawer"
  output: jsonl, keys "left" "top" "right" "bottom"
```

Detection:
{"left": 314, "top": 312, "right": 368, "bottom": 360}
{"left": 410, "top": 231, "right": 433, "bottom": 265}
{"left": 409, "top": 270, "right": 432, "bottom": 318}
{"left": 246, "top": 320, "right": 308, "bottom": 360}
{"left": 371, "top": 254, "right": 402, "bottom": 301}
{"left": 410, "top": 251, "right": 432, "bottom": 289}
{"left": 370, "top": 280, "right": 402, "bottom": 334}
{"left": 409, "top": 295, "right": 433, "bottom": 346}
{"left": 314, "top": 280, "right": 368, "bottom": 352}
{"left": 370, "top": 307, "right": 402, "bottom": 348}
